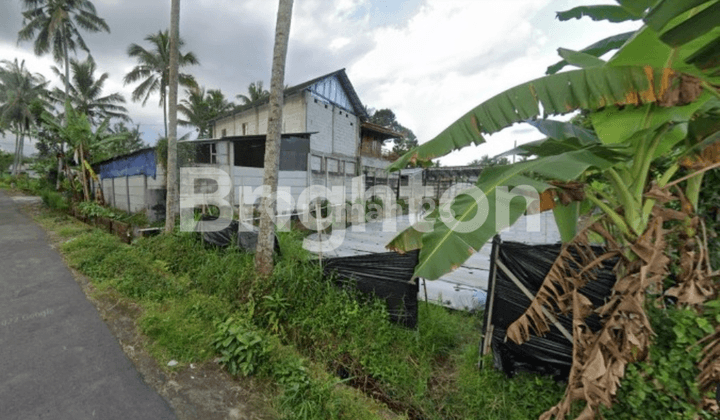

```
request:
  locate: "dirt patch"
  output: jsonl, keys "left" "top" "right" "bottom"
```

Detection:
{"left": 19, "top": 196, "right": 278, "bottom": 420}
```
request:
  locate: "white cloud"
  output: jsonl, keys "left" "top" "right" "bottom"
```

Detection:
{"left": 1, "top": 0, "right": 642, "bottom": 164}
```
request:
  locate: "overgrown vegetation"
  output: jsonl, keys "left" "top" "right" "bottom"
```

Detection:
{"left": 31, "top": 205, "right": 565, "bottom": 420}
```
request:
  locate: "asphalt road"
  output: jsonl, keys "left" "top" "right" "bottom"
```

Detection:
{"left": 0, "top": 190, "right": 176, "bottom": 420}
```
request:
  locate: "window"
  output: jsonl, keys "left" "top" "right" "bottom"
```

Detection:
{"left": 221, "top": 128, "right": 227, "bottom": 137}
{"left": 241, "top": 123, "right": 248, "bottom": 136}
{"left": 327, "top": 158, "right": 338, "bottom": 173}
{"left": 235, "top": 139, "right": 309, "bottom": 171}
{"left": 345, "top": 162, "right": 356, "bottom": 175}
{"left": 234, "top": 140, "right": 265, "bottom": 168}
{"left": 196, "top": 143, "right": 217, "bottom": 164}
{"left": 310, "top": 155, "right": 322, "bottom": 172}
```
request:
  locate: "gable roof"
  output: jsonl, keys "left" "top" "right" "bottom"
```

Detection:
{"left": 212, "top": 69, "right": 368, "bottom": 123}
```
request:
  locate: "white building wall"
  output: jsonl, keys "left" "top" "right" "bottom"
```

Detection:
{"left": 214, "top": 94, "right": 306, "bottom": 137}
{"left": 306, "top": 96, "right": 333, "bottom": 154}
{"left": 127, "top": 175, "right": 145, "bottom": 213}
{"left": 332, "top": 107, "right": 359, "bottom": 157}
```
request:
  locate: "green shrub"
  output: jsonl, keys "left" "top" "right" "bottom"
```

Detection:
{"left": 77, "top": 201, "right": 118, "bottom": 219}
{"left": 40, "top": 189, "right": 69, "bottom": 211}
{"left": 213, "top": 317, "right": 272, "bottom": 377}
{"left": 602, "top": 305, "right": 715, "bottom": 419}
{"left": 140, "top": 293, "right": 231, "bottom": 363}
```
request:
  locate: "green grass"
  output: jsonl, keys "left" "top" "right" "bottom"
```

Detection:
{"left": 39, "top": 208, "right": 565, "bottom": 420}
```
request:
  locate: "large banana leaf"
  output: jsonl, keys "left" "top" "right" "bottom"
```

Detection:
{"left": 546, "top": 31, "right": 635, "bottom": 75}
{"left": 388, "top": 66, "right": 674, "bottom": 171}
{"left": 659, "top": 2, "right": 720, "bottom": 47}
{"left": 590, "top": 90, "right": 713, "bottom": 147}
{"left": 644, "top": 0, "right": 715, "bottom": 32}
{"left": 390, "top": 146, "right": 627, "bottom": 279}
{"left": 610, "top": 6, "right": 720, "bottom": 77}
{"left": 557, "top": 5, "right": 642, "bottom": 22}
{"left": 526, "top": 119, "right": 600, "bottom": 145}
{"left": 556, "top": 48, "right": 607, "bottom": 69}
{"left": 615, "top": 0, "right": 658, "bottom": 17}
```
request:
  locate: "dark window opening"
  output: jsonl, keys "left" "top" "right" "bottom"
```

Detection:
{"left": 233, "top": 139, "right": 308, "bottom": 171}
{"left": 233, "top": 140, "right": 265, "bottom": 168}
{"left": 196, "top": 143, "right": 217, "bottom": 164}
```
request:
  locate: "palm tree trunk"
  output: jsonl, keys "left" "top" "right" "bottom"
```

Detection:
{"left": 57, "top": 30, "right": 71, "bottom": 191}
{"left": 163, "top": 91, "right": 168, "bottom": 139}
{"left": 18, "top": 131, "right": 24, "bottom": 172}
{"left": 165, "top": 0, "right": 180, "bottom": 233}
{"left": 255, "top": 0, "right": 294, "bottom": 278}
{"left": 12, "top": 130, "right": 20, "bottom": 177}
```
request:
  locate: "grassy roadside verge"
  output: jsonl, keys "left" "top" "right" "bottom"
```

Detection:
{"left": 18, "top": 190, "right": 565, "bottom": 419}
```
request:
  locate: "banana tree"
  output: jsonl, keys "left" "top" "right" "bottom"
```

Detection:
{"left": 42, "top": 102, "right": 126, "bottom": 201}
{"left": 388, "top": 1, "right": 720, "bottom": 418}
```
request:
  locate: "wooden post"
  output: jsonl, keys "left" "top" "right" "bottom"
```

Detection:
{"left": 479, "top": 235, "right": 500, "bottom": 368}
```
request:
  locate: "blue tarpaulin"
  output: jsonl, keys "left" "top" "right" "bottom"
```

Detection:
{"left": 96, "top": 148, "right": 157, "bottom": 179}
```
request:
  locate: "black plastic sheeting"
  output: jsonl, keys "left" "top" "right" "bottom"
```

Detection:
{"left": 485, "top": 240, "right": 617, "bottom": 379}
{"left": 323, "top": 251, "right": 420, "bottom": 328}
{"left": 199, "top": 219, "right": 281, "bottom": 255}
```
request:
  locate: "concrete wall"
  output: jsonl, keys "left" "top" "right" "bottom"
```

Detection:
{"left": 305, "top": 93, "right": 359, "bottom": 157}
{"left": 213, "top": 94, "right": 306, "bottom": 137}
{"left": 99, "top": 163, "right": 166, "bottom": 221}
{"left": 361, "top": 156, "right": 390, "bottom": 171}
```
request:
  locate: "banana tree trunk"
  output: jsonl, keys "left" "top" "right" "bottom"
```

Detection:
{"left": 79, "top": 143, "right": 90, "bottom": 202}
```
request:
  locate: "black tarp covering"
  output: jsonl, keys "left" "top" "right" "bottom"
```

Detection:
{"left": 199, "top": 219, "right": 281, "bottom": 255}
{"left": 323, "top": 251, "right": 420, "bottom": 328}
{"left": 486, "top": 241, "right": 617, "bottom": 379}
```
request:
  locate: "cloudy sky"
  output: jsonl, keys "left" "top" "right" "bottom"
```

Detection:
{"left": 0, "top": 0, "right": 639, "bottom": 165}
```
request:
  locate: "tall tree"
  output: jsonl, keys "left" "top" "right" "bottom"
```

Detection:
{"left": 18, "top": 0, "right": 110, "bottom": 187}
{"left": 236, "top": 81, "right": 269, "bottom": 106}
{"left": 369, "top": 107, "right": 418, "bottom": 155}
{"left": 17, "top": 0, "right": 110, "bottom": 98}
{"left": 467, "top": 155, "right": 509, "bottom": 167}
{"left": 179, "top": 86, "right": 234, "bottom": 138}
{"left": 104, "top": 121, "right": 144, "bottom": 159}
{"left": 123, "top": 29, "right": 198, "bottom": 139}
{"left": 51, "top": 55, "right": 129, "bottom": 125}
{"left": 255, "top": 0, "right": 294, "bottom": 277}
{"left": 165, "top": 0, "right": 181, "bottom": 233}
{"left": 0, "top": 59, "right": 48, "bottom": 176}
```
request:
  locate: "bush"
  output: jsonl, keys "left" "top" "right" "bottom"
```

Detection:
{"left": 40, "top": 189, "right": 69, "bottom": 211}
{"left": 602, "top": 305, "right": 715, "bottom": 419}
{"left": 213, "top": 317, "right": 272, "bottom": 376}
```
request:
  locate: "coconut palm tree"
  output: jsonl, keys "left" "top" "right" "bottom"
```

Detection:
{"left": 255, "top": 0, "right": 294, "bottom": 277}
{"left": 179, "top": 86, "right": 234, "bottom": 138}
{"left": 124, "top": 29, "right": 199, "bottom": 139}
{"left": 17, "top": 0, "right": 110, "bottom": 98}
{"left": 0, "top": 59, "right": 48, "bottom": 176}
{"left": 236, "top": 81, "right": 270, "bottom": 106}
{"left": 51, "top": 55, "right": 129, "bottom": 125}
{"left": 18, "top": 0, "right": 109, "bottom": 188}
{"left": 165, "top": 0, "right": 181, "bottom": 233}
